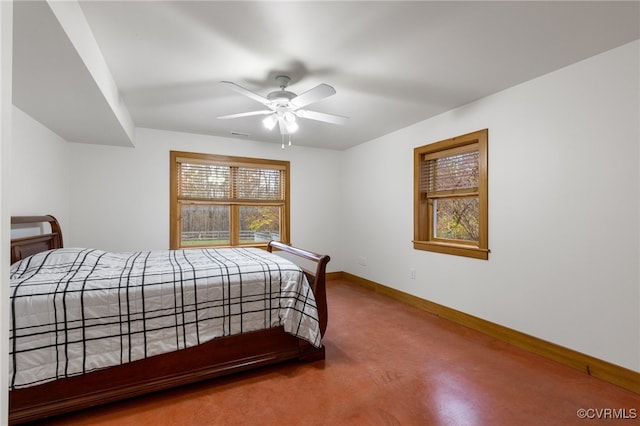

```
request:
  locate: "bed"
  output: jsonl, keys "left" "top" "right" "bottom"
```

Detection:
{"left": 8, "top": 215, "right": 330, "bottom": 425}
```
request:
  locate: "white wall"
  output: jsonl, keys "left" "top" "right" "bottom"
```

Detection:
{"left": 341, "top": 40, "right": 640, "bottom": 371}
{"left": 11, "top": 106, "right": 71, "bottom": 231}
{"left": 68, "top": 128, "right": 345, "bottom": 272}
{"left": 1, "top": 1, "right": 13, "bottom": 422}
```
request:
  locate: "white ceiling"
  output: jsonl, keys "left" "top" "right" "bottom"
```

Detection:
{"left": 12, "top": 1, "right": 640, "bottom": 150}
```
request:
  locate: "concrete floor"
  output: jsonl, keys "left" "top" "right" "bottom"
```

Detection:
{"left": 30, "top": 280, "right": 640, "bottom": 425}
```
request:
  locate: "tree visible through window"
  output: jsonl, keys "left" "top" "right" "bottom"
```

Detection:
{"left": 170, "top": 152, "right": 289, "bottom": 249}
{"left": 414, "top": 129, "right": 489, "bottom": 259}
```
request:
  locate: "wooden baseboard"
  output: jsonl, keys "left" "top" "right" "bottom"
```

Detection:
{"left": 326, "top": 271, "right": 344, "bottom": 281}
{"left": 333, "top": 271, "right": 639, "bottom": 394}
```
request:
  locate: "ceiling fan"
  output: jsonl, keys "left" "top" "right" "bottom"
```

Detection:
{"left": 217, "top": 75, "right": 348, "bottom": 145}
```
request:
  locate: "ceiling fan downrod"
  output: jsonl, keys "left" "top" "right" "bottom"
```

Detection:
{"left": 275, "top": 75, "right": 291, "bottom": 90}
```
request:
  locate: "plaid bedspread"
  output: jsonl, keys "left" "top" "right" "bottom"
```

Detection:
{"left": 9, "top": 247, "right": 321, "bottom": 389}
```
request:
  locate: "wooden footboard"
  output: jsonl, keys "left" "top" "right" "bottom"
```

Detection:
{"left": 9, "top": 216, "right": 330, "bottom": 425}
{"left": 268, "top": 240, "right": 330, "bottom": 336}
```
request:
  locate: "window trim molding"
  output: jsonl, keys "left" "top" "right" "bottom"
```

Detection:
{"left": 413, "top": 129, "right": 489, "bottom": 260}
{"left": 170, "top": 151, "right": 290, "bottom": 249}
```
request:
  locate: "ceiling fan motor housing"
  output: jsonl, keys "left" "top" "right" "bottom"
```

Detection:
{"left": 267, "top": 90, "right": 296, "bottom": 106}
{"left": 266, "top": 75, "right": 297, "bottom": 106}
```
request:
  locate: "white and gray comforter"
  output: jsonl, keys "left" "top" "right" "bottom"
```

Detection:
{"left": 9, "top": 247, "right": 321, "bottom": 389}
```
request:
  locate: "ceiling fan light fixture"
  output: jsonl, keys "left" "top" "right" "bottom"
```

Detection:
{"left": 283, "top": 111, "right": 295, "bottom": 122}
{"left": 262, "top": 114, "right": 278, "bottom": 130}
{"left": 285, "top": 120, "right": 299, "bottom": 134}
{"left": 283, "top": 112, "right": 298, "bottom": 133}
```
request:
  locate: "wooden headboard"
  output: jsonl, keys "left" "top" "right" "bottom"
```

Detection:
{"left": 10, "top": 215, "right": 64, "bottom": 264}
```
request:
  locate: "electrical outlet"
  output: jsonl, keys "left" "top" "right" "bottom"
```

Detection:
{"left": 409, "top": 268, "right": 416, "bottom": 279}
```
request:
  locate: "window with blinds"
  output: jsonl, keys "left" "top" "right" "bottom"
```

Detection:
{"left": 170, "top": 152, "right": 290, "bottom": 249}
{"left": 414, "top": 129, "right": 489, "bottom": 260}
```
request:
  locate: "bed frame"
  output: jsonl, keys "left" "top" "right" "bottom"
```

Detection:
{"left": 9, "top": 215, "right": 330, "bottom": 425}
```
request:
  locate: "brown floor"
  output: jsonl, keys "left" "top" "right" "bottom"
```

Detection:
{"left": 30, "top": 280, "right": 639, "bottom": 426}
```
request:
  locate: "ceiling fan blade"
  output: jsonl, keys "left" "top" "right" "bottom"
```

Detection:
{"left": 290, "top": 83, "right": 336, "bottom": 108}
{"left": 296, "top": 109, "right": 349, "bottom": 125}
{"left": 220, "top": 81, "right": 270, "bottom": 105}
{"left": 217, "top": 110, "right": 273, "bottom": 120}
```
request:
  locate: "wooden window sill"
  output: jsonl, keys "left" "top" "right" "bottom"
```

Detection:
{"left": 413, "top": 240, "right": 489, "bottom": 260}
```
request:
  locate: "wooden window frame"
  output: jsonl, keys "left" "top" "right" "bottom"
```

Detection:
{"left": 413, "top": 129, "right": 489, "bottom": 260}
{"left": 170, "top": 151, "right": 290, "bottom": 249}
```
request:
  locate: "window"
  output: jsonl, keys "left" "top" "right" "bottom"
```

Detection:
{"left": 413, "top": 129, "right": 488, "bottom": 259}
{"left": 170, "top": 151, "right": 289, "bottom": 249}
